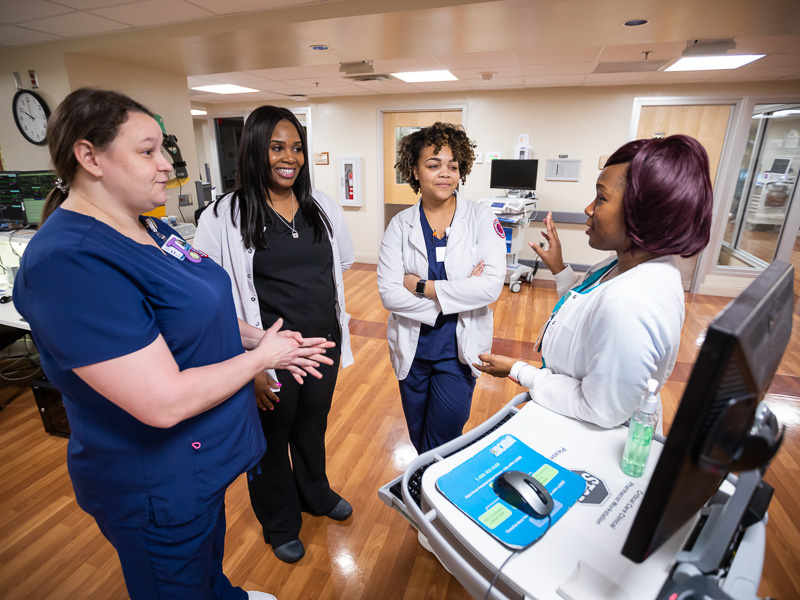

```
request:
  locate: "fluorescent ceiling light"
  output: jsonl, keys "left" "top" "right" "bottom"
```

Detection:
{"left": 773, "top": 109, "right": 800, "bottom": 117}
{"left": 190, "top": 109, "right": 207, "bottom": 116}
{"left": 190, "top": 84, "right": 259, "bottom": 94}
{"left": 665, "top": 54, "right": 764, "bottom": 71}
{"left": 391, "top": 70, "right": 457, "bottom": 83}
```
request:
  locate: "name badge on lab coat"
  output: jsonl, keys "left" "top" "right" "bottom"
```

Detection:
{"left": 435, "top": 246, "right": 446, "bottom": 263}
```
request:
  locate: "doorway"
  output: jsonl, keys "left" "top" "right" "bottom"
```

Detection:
{"left": 717, "top": 103, "right": 800, "bottom": 271}
{"left": 214, "top": 117, "right": 244, "bottom": 195}
{"left": 634, "top": 102, "right": 735, "bottom": 291}
{"left": 381, "top": 110, "right": 462, "bottom": 230}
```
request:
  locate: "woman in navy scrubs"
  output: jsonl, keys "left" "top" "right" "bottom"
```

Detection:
{"left": 12, "top": 88, "right": 333, "bottom": 600}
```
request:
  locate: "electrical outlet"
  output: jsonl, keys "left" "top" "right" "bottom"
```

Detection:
{"left": 178, "top": 193, "right": 193, "bottom": 207}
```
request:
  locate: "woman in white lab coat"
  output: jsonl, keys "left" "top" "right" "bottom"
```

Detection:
{"left": 475, "top": 135, "right": 713, "bottom": 430}
{"left": 377, "top": 123, "right": 507, "bottom": 453}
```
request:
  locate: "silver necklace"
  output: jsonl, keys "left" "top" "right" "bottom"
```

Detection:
{"left": 270, "top": 190, "right": 298, "bottom": 238}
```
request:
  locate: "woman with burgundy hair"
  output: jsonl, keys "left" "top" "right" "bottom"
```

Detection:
{"left": 474, "top": 134, "right": 713, "bottom": 429}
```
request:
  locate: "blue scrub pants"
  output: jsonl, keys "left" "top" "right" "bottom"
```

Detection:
{"left": 94, "top": 491, "right": 246, "bottom": 600}
{"left": 399, "top": 357, "right": 476, "bottom": 454}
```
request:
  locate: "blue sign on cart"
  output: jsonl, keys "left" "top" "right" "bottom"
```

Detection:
{"left": 436, "top": 434, "right": 586, "bottom": 549}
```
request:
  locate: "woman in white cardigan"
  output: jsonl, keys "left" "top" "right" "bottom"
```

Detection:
{"left": 194, "top": 106, "right": 354, "bottom": 565}
{"left": 475, "top": 135, "right": 713, "bottom": 430}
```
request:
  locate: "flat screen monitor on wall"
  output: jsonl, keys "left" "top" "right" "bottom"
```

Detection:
{"left": 489, "top": 159, "right": 538, "bottom": 192}
{"left": 621, "top": 260, "right": 792, "bottom": 563}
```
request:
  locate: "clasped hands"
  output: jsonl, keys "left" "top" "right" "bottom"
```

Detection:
{"left": 254, "top": 319, "right": 335, "bottom": 410}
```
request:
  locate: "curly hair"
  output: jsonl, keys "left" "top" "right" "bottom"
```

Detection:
{"left": 394, "top": 122, "right": 475, "bottom": 194}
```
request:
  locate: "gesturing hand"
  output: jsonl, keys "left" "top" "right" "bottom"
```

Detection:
{"left": 473, "top": 353, "right": 520, "bottom": 379}
{"left": 530, "top": 212, "right": 566, "bottom": 275}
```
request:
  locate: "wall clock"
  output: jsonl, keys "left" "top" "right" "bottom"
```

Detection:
{"left": 12, "top": 89, "right": 50, "bottom": 146}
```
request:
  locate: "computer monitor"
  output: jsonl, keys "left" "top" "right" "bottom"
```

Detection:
{"left": 768, "top": 157, "right": 792, "bottom": 175}
{"left": 490, "top": 159, "right": 538, "bottom": 192}
{"left": 22, "top": 198, "right": 46, "bottom": 227}
{"left": 195, "top": 180, "right": 212, "bottom": 209}
{"left": 621, "top": 260, "right": 793, "bottom": 563}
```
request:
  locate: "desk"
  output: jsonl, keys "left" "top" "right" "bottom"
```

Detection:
{"left": 0, "top": 300, "right": 29, "bottom": 331}
{"left": 380, "top": 395, "right": 765, "bottom": 600}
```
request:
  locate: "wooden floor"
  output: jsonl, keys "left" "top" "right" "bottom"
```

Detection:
{"left": 1, "top": 264, "right": 799, "bottom": 600}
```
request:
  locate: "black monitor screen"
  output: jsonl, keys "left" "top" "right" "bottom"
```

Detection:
{"left": 490, "top": 159, "right": 538, "bottom": 191}
{"left": 621, "top": 260, "right": 793, "bottom": 563}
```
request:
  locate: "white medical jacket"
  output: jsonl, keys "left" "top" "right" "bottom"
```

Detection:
{"left": 377, "top": 193, "right": 507, "bottom": 380}
{"left": 193, "top": 189, "right": 355, "bottom": 369}
{"left": 510, "top": 255, "right": 684, "bottom": 429}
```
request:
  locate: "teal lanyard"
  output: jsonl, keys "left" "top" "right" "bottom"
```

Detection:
{"left": 537, "top": 259, "right": 618, "bottom": 367}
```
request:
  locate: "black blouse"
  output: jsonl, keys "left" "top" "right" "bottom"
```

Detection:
{"left": 253, "top": 208, "right": 337, "bottom": 337}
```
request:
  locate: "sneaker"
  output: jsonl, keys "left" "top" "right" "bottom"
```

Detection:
{"left": 247, "top": 592, "right": 277, "bottom": 600}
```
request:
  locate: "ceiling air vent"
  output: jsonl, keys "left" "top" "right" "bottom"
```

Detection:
{"left": 347, "top": 73, "right": 395, "bottom": 82}
{"left": 593, "top": 60, "right": 667, "bottom": 73}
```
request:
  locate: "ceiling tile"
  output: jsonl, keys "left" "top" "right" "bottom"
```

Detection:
{"left": 437, "top": 51, "right": 518, "bottom": 70}
{"left": 244, "top": 66, "right": 328, "bottom": 81}
{"left": 450, "top": 65, "right": 523, "bottom": 80}
{"left": 20, "top": 11, "right": 131, "bottom": 36}
{"left": 0, "top": 24, "right": 60, "bottom": 45}
{"left": 597, "top": 42, "right": 684, "bottom": 63}
{"left": 186, "top": 0, "right": 303, "bottom": 15}
{"left": 521, "top": 63, "right": 594, "bottom": 76}
{"left": 372, "top": 57, "right": 446, "bottom": 73}
{"left": 1, "top": 0, "right": 72, "bottom": 24}
{"left": 54, "top": 0, "right": 146, "bottom": 8}
{"left": 515, "top": 46, "right": 602, "bottom": 66}
{"left": 712, "top": 67, "right": 800, "bottom": 81}
{"left": 583, "top": 72, "right": 653, "bottom": 86}
{"left": 523, "top": 74, "right": 586, "bottom": 87}
{"left": 90, "top": 0, "right": 214, "bottom": 27}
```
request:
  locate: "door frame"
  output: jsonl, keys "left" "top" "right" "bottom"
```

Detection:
{"left": 377, "top": 104, "right": 468, "bottom": 236}
{"left": 698, "top": 95, "right": 800, "bottom": 286}
{"left": 202, "top": 105, "right": 313, "bottom": 199}
{"left": 630, "top": 96, "right": 746, "bottom": 293}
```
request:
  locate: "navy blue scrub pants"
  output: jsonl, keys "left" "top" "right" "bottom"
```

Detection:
{"left": 94, "top": 491, "right": 245, "bottom": 600}
{"left": 399, "top": 357, "right": 476, "bottom": 454}
{"left": 248, "top": 331, "right": 342, "bottom": 548}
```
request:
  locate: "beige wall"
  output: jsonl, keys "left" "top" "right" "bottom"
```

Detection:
{"left": 199, "top": 81, "right": 800, "bottom": 277}
{"left": 0, "top": 48, "right": 198, "bottom": 218}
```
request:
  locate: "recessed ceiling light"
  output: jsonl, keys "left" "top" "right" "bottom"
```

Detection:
{"left": 310, "top": 44, "right": 329, "bottom": 51}
{"left": 190, "top": 109, "right": 207, "bottom": 116}
{"left": 624, "top": 19, "right": 648, "bottom": 26}
{"left": 391, "top": 70, "right": 457, "bottom": 83}
{"left": 665, "top": 54, "right": 765, "bottom": 71}
{"left": 190, "top": 84, "right": 259, "bottom": 94}
{"left": 289, "top": 94, "right": 308, "bottom": 101}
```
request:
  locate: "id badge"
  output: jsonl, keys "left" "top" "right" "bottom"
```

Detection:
{"left": 435, "top": 246, "right": 446, "bottom": 263}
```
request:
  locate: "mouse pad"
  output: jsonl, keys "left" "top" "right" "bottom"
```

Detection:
{"left": 435, "top": 434, "right": 586, "bottom": 549}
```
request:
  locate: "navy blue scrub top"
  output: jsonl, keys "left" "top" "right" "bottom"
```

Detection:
{"left": 415, "top": 204, "right": 457, "bottom": 360}
{"left": 13, "top": 208, "right": 265, "bottom": 527}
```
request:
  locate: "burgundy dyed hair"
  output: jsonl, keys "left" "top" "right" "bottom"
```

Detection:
{"left": 605, "top": 134, "right": 713, "bottom": 258}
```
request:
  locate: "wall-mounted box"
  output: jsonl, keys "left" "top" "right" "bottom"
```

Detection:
{"left": 339, "top": 157, "right": 362, "bottom": 207}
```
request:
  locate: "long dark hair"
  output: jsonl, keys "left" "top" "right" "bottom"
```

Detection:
{"left": 42, "top": 88, "right": 153, "bottom": 224}
{"left": 216, "top": 105, "right": 331, "bottom": 250}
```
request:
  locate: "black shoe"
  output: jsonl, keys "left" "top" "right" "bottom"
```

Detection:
{"left": 272, "top": 539, "right": 305, "bottom": 563}
{"left": 326, "top": 498, "right": 353, "bottom": 521}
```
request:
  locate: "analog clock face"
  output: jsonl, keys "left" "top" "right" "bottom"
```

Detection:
{"left": 13, "top": 90, "right": 50, "bottom": 146}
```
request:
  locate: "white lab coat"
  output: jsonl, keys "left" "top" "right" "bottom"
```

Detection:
{"left": 377, "top": 193, "right": 507, "bottom": 380}
{"left": 193, "top": 189, "right": 355, "bottom": 368}
{"left": 510, "top": 255, "right": 684, "bottom": 430}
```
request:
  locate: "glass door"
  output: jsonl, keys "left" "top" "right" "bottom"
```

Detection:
{"left": 718, "top": 103, "right": 800, "bottom": 270}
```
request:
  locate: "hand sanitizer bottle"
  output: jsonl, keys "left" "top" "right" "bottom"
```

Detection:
{"left": 621, "top": 379, "right": 659, "bottom": 477}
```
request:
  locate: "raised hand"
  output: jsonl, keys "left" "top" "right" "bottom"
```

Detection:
{"left": 530, "top": 212, "right": 566, "bottom": 275}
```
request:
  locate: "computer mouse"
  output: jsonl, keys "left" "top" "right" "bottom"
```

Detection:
{"left": 494, "top": 470, "right": 554, "bottom": 518}
{"left": 0, "top": 295, "right": 12, "bottom": 304}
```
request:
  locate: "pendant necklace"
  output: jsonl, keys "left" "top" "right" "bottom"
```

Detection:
{"left": 271, "top": 190, "right": 299, "bottom": 238}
